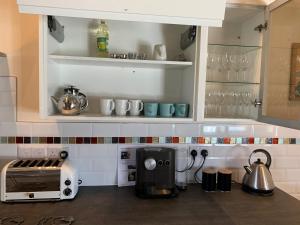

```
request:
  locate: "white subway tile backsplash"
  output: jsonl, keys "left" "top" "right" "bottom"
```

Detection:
{"left": 0, "top": 77, "right": 16, "bottom": 92}
{"left": 62, "top": 123, "right": 92, "bottom": 137}
{"left": 79, "top": 172, "right": 105, "bottom": 186}
{"left": 0, "top": 144, "right": 17, "bottom": 158}
{"left": 120, "top": 124, "right": 148, "bottom": 137}
{"left": 74, "top": 159, "right": 93, "bottom": 172}
{"left": 270, "top": 169, "right": 287, "bottom": 182}
{"left": 148, "top": 124, "right": 175, "bottom": 136}
{"left": 174, "top": 124, "right": 200, "bottom": 137}
{"left": 274, "top": 158, "right": 300, "bottom": 169}
{"left": 253, "top": 125, "right": 276, "bottom": 137}
{"left": 77, "top": 145, "right": 117, "bottom": 158}
{"left": 268, "top": 145, "right": 287, "bottom": 156}
{"left": 276, "top": 126, "right": 300, "bottom": 138}
{"left": 92, "top": 158, "right": 117, "bottom": 171}
{"left": 286, "top": 170, "right": 300, "bottom": 182}
{"left": 200, "top": 125, "right": 226, "bottom": 137}
{"left": 0, "top": 122, "right": 31, "bottom": 136}
{"left": 286, "top": 145, "right": 300, "bottom": 156}
{"left": 92, "top": 123, "right": 120, "bottom": 137}
{"left": 104, "top": 172, "right": 117, "bottom": 185}
{"left": 226, "top": 125, "right": 253, "bottom": 137}
{"left": 32, "top": 123, "right": 62, "bottom": 137}
{"left": 79, "top": 172, "right": 116, "bottom": 186}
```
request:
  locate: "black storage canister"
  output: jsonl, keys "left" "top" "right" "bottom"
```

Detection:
{"left": 217, "top": 169, "right": 232, "bottom": 192}
{"left": 202, "top": 168, "right": 217, "bottom": 192}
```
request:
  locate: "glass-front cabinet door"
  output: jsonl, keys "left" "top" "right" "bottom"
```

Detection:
{"left": 204, "top": 5, "right": 265, "bottom": 120}
{"left": 260, "top": 0, "right": 300, "bottom": 129}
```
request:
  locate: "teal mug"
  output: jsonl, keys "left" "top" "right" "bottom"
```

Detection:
{"left": 159, "top": 103, "right": 175, "bottom": 117}
{"left": 144, "top": 103, "right": 158, "bottom": 117}
{"left": 175, "top": 103, "right": 189, "bottom": 117}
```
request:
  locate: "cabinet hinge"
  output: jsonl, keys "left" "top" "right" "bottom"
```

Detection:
{"left": 254, "top": 22, "right": 268, "bottom": 33}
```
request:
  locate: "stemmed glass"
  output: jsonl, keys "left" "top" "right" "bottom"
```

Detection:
{"left": 222, "top": 53, "right": 231, "bottom": 81}
{"left": 241, "top": 89, "right": 252, "bottom": 118}
{"left": 230, "top": 55, "right": 240, "bottom": 82}
{"left": 240, "top": 54, "right": 249, "bottom": 82}
{"left": 207, "top": 53, "right": 216, "bottom": 81}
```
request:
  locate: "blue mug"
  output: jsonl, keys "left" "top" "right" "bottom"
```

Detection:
{"left": 175, "top": 103, "right": 189, "bottom": 117}
{"left": 144, "top": 103, "right": 158, "bottom": 117}
{"left": 159, "top": 103, "right": 175, "bottom": 117}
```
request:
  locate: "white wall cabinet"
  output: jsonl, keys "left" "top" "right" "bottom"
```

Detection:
{"left": 17, "top": 0, "right": 226, "bottom": 26}
{"left": 18, "top": 0, "right": 300, "bottom": 129}
{"left": 204, "top": 0, "right": 300, "bottom": 130}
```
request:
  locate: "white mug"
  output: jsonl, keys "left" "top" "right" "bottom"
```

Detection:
{"left": 153, "top": 44, "right": 167, "bottom": 61}
{"left": 115, "top": 99, "right": 131, "bottom": 116}
{"left": 100, "top": 98, "right": 115, "bottom": 116}
{"left": 129, "top": 100, "right": 144, "bottom": 116}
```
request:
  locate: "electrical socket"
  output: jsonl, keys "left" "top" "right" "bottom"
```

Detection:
{"left": 188, "top": 146, "right": 209, "bottom": 166}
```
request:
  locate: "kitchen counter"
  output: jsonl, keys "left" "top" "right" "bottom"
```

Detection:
{"left": 1, "top": 184, "right": 300, "bottom": 225}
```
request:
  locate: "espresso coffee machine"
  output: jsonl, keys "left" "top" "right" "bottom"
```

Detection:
{"left": 135, "top": 147, "right": 177, "bottom": 198}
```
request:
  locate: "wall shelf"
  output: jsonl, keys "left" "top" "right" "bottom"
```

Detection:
{"left": 48, "top": 55, "right": 193, "bottom": 69}
{"left": 47, "top": 114, "right": 193, "bottom": 123}
{"left": 206, "top": 81, "right": 260, "bottom": 85}
{"left": 208, "top": 44, "right": 262, "bottom": 53}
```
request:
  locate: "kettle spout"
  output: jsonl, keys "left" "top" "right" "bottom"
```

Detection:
{"left": 244, "top": 166, "right": 252, "bottom": 174}
{"left": 51, "top": 96, "right": 59, "bottom": 107}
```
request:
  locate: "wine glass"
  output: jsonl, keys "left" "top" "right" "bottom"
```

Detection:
{"left": 240, "top": 54, "right": 249, "bottom": 82}
{"left": 230, "top": 55, "right": 240, "bottom": 82}
{"left": 207, "top": 53, "right": 215, "bottom": 81}
{"left": 222, "top": 53, "right": 231, "bottom": 81}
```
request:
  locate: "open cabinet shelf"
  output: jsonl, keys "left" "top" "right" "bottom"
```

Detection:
{"left": 208, "top": 44, "right": 262, "bottom": 53}
{"left": 206, "top": 81, "right": 260, "bottom": 85}
{"left": 49, "top": 55, "right": 193, "bottom": 69}
{"left": 42, "top": 16, "right": 198, "bottom": 122}
{"left": 48, "top": 114, "right": 194, "bottom": 122}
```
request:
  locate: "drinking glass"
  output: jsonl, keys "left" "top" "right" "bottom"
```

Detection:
{"left": 240, "top": 54, "right": 249, "bottom": 82}
{"left": 230, "top": 55, "right": 240, "bottom": 82}
{"left": 207, "top": 53, "right": 215, "bottom": 81}
{"left": 222, "top": 53, "right": 231, "bottom": 81}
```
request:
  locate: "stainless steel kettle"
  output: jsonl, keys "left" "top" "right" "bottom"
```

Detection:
{"left": 51, "top": 86, "right": 88, "bottom": 116}
{"left": 242, "top": 149, "right": 275, "bottom": 195}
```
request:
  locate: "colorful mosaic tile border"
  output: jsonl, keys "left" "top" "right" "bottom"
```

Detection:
{"left": 0, "top": 136, "right": 298, "bottom": 145}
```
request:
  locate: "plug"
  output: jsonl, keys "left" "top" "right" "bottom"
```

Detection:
{"left": 201, "top": 149, "right": 208, "bottom": 158}
{"left": 190, "top": 149, "right": 198, "bottom": 159}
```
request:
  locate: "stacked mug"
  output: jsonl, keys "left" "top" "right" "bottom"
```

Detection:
{"left": 100, "top": 98, "right": 143, "bottom": 116}
{"left": 144, "top": 103, "right": 189, "bottom": 118}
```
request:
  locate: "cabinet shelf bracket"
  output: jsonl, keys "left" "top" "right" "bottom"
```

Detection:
{"left": 48, "top": 16, "right": 64, "bottom": 43}
{"left": 254, "top": 22, "right": 268, "bottom": 33}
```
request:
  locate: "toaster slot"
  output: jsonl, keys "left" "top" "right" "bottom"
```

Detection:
{"left": 29, "top": 160, "right": 38, "bottom": 167}
{"left": 37, "top": 160, "right": 46, "bottom": 167}
{"left": 13, "top": 160, "right": 24, "bottom": 168}
{"left": 20, "top": 160, "right": 31, "bottom": 167}
{"left": 45, "top": 160, "right": 53, "bottom": 167}
{"left": 52, "top": 160, "right": 60, "bottom": 167}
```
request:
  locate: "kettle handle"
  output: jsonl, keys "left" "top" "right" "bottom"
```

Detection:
{"left": 78, "top": 92, "right": 88, "bottom": 111}
{"left": 249, "top": 149, "right": 272, "bottom": 169}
